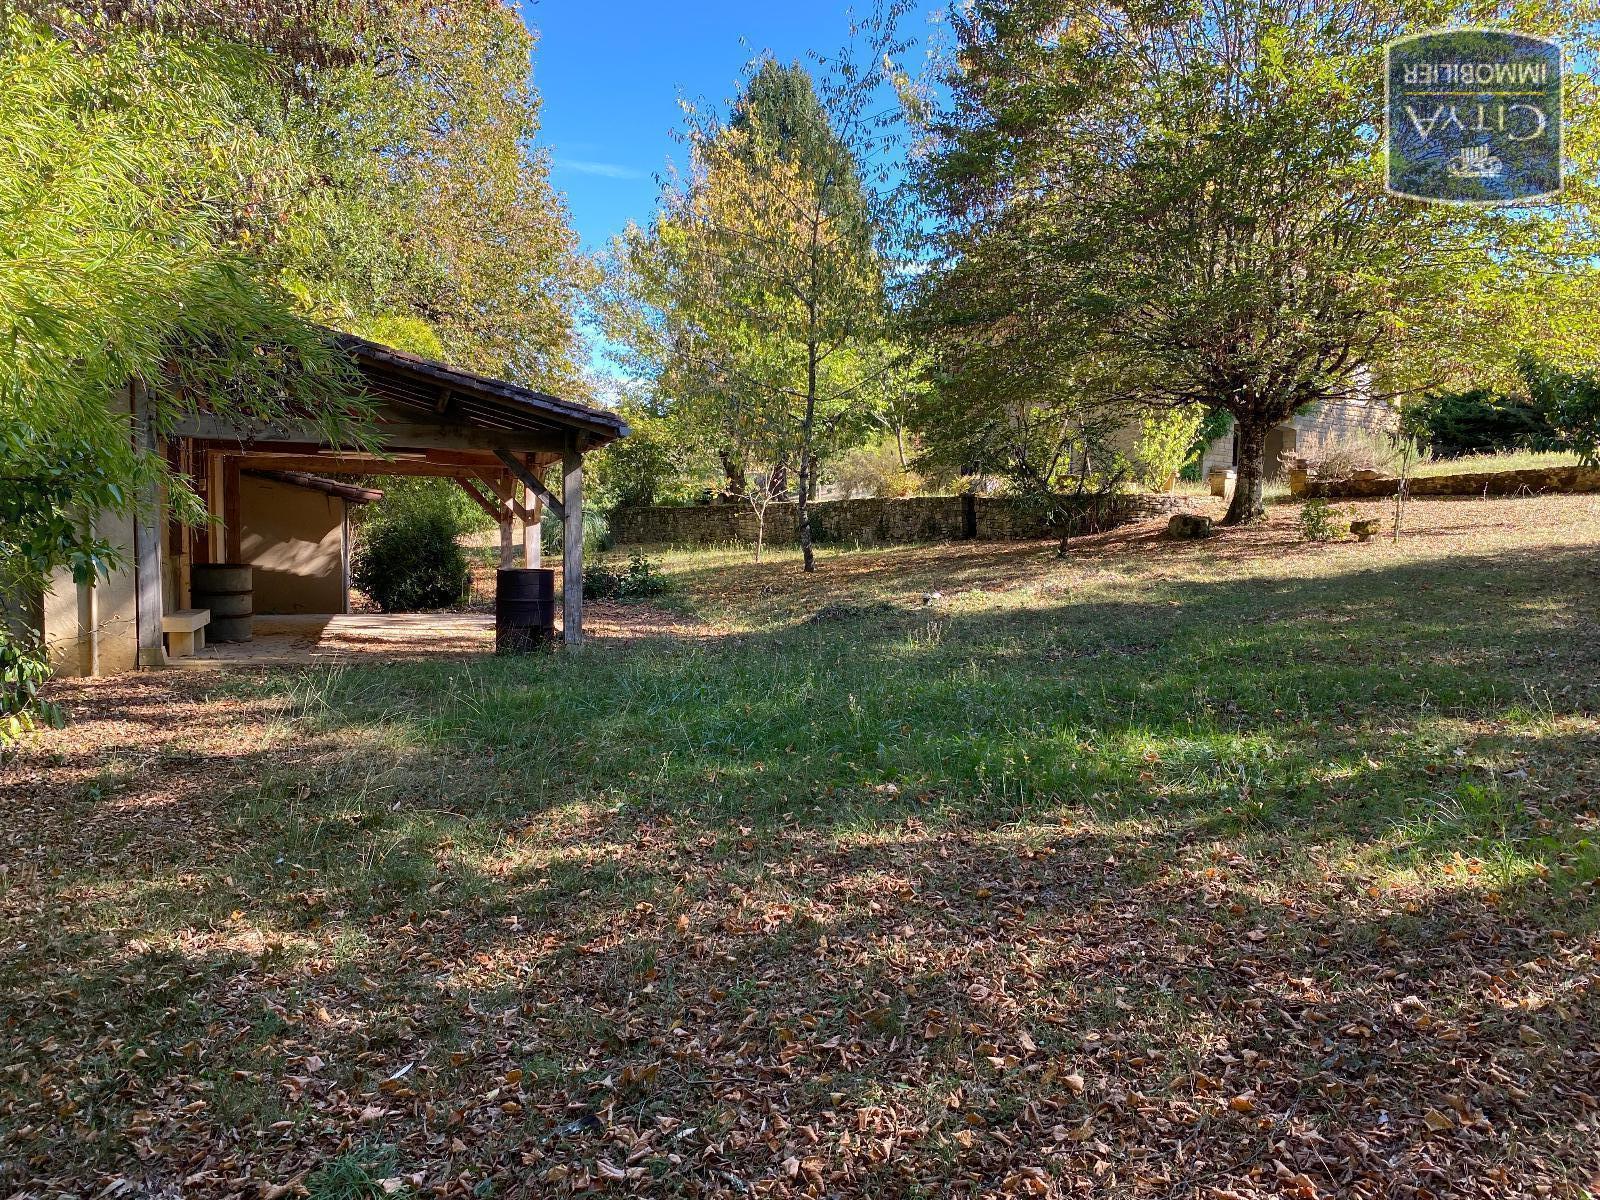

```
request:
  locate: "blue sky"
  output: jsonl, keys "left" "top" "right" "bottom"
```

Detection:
{"left": 519, "top": 1, "right": 942, "bottom": 255}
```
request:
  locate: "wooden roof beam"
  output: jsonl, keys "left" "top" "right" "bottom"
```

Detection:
{"left": 169, "top": 411, "right": 574, "bottom": 455}
{"left": 494, "top": 449, "right": 564, "bottom": 522}
{"left": 455, "top": 477, "right": 507, "bottom": 524}
{"left": 207, "top": 451, "right": 562, "bottom": 477}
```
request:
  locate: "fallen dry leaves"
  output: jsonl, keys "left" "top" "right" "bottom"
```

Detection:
{"left": 3, "top": 496, "right": 1599, "bottom": 1198}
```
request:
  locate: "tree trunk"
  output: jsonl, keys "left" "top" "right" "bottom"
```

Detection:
{"left": 1222, "top": 413, "right": 1271, "bottom": 525}
{"left": 720, "top": 451, "right": 746, "bottom": 502}
{"left": 797, "top": 449, "right": 815, "bottom": 572}
{"left": 799, "top": 340, "right": 819, "bottom": 573}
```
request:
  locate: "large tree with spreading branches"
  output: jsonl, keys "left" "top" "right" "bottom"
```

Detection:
{"left": 914, "top": 0, "right": 1600, "bottom": 523}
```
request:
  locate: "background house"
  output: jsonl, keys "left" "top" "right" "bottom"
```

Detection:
{"left": 1197, "top": 396, "right": 1398, "bottom": 481}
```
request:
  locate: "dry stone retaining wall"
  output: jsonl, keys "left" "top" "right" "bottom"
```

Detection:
{"left": 609, "top": 494, "right": 1186, "bottom": 547}
{"left": 1308, "top": 465, "right": 1600, "bottom": 499}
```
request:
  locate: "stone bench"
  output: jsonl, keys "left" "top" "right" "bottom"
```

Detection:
{"left": 162, "top": 608, "right": 211, "bottom": 658}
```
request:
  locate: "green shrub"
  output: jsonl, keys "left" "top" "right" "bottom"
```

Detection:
{"left": 583, "top": 550, "right": 669, "bottom": 601}
{"left": 1401, "top": 388, "right": 1557, "bottom": 459}
{"left": 1, "top": 629, "right": 61, "bottom": 746}
{"left": 352, "top": 510, "right": 470, "bottom": 613}
{"left": 1133, "top": 406, "right": 1206, "bottom": 490}
{"left": 1296, "top": 498, "right": 1340, "bottom": 543}
{"left": 1521, "top": 355, "right": 1600, "bottom": 467}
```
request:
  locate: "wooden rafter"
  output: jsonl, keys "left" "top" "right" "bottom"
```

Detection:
{"left": 454, "top": 477, "right": 505, "bottom": 524}
{"left": 494, "top": 449, "right": 564, "bottom": 521}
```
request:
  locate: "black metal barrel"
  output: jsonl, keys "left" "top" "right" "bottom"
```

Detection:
{"left": 192, "top": 562, "right": 254, "bottom": 643}
{"left": 496, "top": 567, "right": 556, "bottom": 653}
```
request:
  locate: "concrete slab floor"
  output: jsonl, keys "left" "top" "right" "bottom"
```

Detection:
{"left": 178, "top": 613, "right": 495, "bottom": 668}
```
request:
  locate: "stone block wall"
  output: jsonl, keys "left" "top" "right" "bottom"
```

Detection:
{"left": 609, "top": 493, "right": 1186, "bottom": 548}
{"left": 1309, "top": 465, "right": 1600, "bottom": 499}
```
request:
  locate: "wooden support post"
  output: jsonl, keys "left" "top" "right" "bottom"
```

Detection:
{"left": 525, "top": 486, "right": 543, "bottom": 569}
{"left": 494, "top": 472, "right": 515, "bottom": 569}
{"left": 223, "top": 455, "right": 242, "bottom": 563}
{"left": 562, "top": 441, "right": 583, "bottom": 645}
{"left": 131, "top": 382, "right": 167, "bottom": 668}
{"left": 202, "top": 450, "right": 221, "bottom": 561}
{"left": 170, "top": 439, "right": 192, "bottom": 609}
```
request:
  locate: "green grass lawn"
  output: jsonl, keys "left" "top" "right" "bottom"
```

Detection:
{"left": 4, "top": 494, "right": 1599, "bottom": 1198}
{"left": 1409, "top": 449, "right": 1585, "bottom": 477}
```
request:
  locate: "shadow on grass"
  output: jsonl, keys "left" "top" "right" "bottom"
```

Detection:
{"left": 267, "top": 540, "right": 1598, "bottom": 851}
{"left": 14, "top": 541, "right": 1597, "bottom": 950}
{"left": 6, "top": 539, "right": 1599, "bottom": 1193}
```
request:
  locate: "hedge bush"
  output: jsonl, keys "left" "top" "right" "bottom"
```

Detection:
{"left": 583, "top": 550, "right": 668, "bottom": 601}
{"left": 1400, "top": 388, "right": 1557, "bottom": 459}
{"left": 352, "top": 509, "right": 471, "bottom": 613}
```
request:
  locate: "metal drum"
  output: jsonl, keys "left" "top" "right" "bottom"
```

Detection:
{"left": 496, "top": 567, "right": 556, "bottom": 653}
{"left": 192, "top": 562, "right": 254, "bottom": 643}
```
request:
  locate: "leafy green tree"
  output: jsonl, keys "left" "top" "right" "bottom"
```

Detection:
{"left": 600, "top": 59, "right": 903, "bottom": 570}
{"left": 914, "top": 0, "right": 1600, "bottom": 524}
{"left": 598, "top": 220, "right": 764, "bottom": 502}
{"left": 274, "top": 3, "right": 590, "bottom": 393}
{"left": 588, "top": 391, "right": 725, "bottom": 510}
{"left": 909, "top": 203, "right": 1144, "bottom": 549}
{"left": 1133, "top": 409, "right": 1207, "bottom": 492}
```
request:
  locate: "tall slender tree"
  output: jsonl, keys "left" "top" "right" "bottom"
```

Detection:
{"left": 601, "top": 59, "right": 900, "bottom": 570}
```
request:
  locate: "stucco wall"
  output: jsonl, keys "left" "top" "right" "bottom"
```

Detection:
{"left": 610, "top": 494, "right": 1183, "bottom": 548}
{"left": 41, "top": 504, "right": 140, "bottom": 677}
{"left": 39, "top": 387, "right": 141, "bottom": 677}
{"left": 238, "top": 475, "right": 347, "bottom": 614}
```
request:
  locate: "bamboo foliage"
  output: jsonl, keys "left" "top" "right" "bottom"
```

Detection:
{"left": 1, "top": 3, "right": 588, "bottom": 598}
{"left": 0, "top": 13, "right": 366, "bottom": 593}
